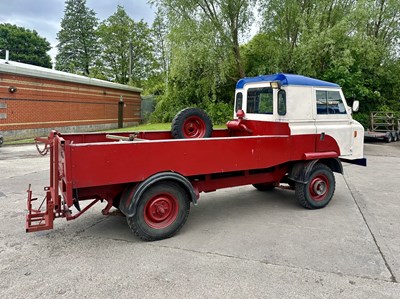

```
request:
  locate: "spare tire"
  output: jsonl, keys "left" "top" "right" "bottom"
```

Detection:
{"left": 171, "top": 108, "right": 213, "bottom": 139}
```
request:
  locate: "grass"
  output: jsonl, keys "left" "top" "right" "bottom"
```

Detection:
{"left": 107, "top": 123, "right": 172, "bottom": 132}
{"left": 5, "top": 138, "right": 35, "bottom": 145}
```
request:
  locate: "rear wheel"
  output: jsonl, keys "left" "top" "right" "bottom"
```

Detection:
{"left": 171, "top": 108, "right": 213, "bottom": 139}
{"left": 127, "top": 182, "right": 190, "bottom": 241}
{"left": 295, "top": 163, "right": 335, "bottom": 209}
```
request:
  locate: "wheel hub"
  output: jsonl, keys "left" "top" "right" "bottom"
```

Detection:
{"left": 183, "top": 116, "right": 206, "bottom": 138}
{"left": 144, "top": 194, "right": 178, "bottom": 229}
{"left": 309, "top": 175, "right": 329, "bottom": 201}
{"left": 313, "top": 180, "right": 326, "bottom": 195}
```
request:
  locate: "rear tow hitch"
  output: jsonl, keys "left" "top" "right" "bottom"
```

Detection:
{"left": 25, "top": 185, "right": 54, "bottom": 232}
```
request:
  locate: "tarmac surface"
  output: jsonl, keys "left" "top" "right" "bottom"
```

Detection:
{"left": 0, "top": 141, "right": 399, "bottom": 298}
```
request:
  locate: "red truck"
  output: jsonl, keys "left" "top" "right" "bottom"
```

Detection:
{"left": 26, "top": 74, "right": 366, "bottom": 241}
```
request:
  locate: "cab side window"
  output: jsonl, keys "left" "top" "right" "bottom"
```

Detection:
{"left": 235, "top": 92, "right": 243, "bottom": 112}
{"left": 247, "top": 87, "right": 273, "bottom": 114}
{"left": 316, "top": 90, "right": 347, "bottom": 115}
{"left": 278, "top": 90, "right": 286, "bottom": 115}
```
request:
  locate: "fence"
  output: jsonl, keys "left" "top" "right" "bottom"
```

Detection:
{"left": 141, "top": 95, "right": 156, "bottom": 123}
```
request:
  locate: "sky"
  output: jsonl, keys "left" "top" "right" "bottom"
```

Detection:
{"left": 0, "top": 0, "right": 156, "bottom": 62}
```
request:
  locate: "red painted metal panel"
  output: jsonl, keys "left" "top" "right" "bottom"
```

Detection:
{"left": 315, "top": 134, "right": 341, "bottom": 154}
{"left": 289, "top": 135, "right": 317, "bottom": 160}
{"left": 67, "top": 135, "right": 293, "bottom": 188}
{"left": 50, "top": 119, "right": 341, "bottom": 196}
{"left": 303, "top": 151, "right": 338, "bottom": 160}
{"left": 245, "top": 120, "right": 291, "bottom": 135}
{"left": 229, "top": 120, "right": 291, "bottom": 137}
{"left": 194, "top": 167, "right": 288, "bottom": 193}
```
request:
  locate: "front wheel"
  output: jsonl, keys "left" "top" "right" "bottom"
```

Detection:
{"left": 295, "top": 163, "right": 336, "bottom": 209}
{"left": 127, "top": 182, "right": 190, "bottom": 241}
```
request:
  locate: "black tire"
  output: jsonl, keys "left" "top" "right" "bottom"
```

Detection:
{"left": 385, "top": 133, "right": 392, "bottom": 143}
{"left": 127, "top": 182, "right": 190, "bottom": 241}
{"left": 171, "top": 108, "right": 213, "bottom": 139}
{"left": 253, "top": 183, "right": 275, "bottom": 191}
{"left": 295, "top": 163, "right": 336, "bottom": 209}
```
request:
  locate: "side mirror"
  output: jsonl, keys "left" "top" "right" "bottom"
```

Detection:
{"left": 352, "top": 100, "right": 359, "bottom": 112}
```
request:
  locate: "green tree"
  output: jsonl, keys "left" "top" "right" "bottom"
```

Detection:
{"left": 150, "top": 0, "right": 256, "bottom": 78}
{"left": 149, "top": 7, "right": 170, "bottom": 93}
{"left": 259, "top": 0, "right": 357, "bottom": 73}
{"left": 148, "top": 0, "right": 256, "bottom": 124}
{"left": 246, "top": 0, "right": 400, "bottom": 124}
{"left": 56, "top": 0, "right": 99, "bottom": 75}
{"left": 359, "top": 0, "right": 400, "bottom": 46}
{"left": 97, "top": 6, "right": 155, "bottom": 85}
{"left": 242, "top": 33, "right": 283, "bottom": 76}
{"left": 143, "top": 7, "right": 173, "bottom": 96}
{"left": 150, "top": 17, "right": 235, "bottom": 124}
{"left": 0, "top": 23, "right": 51, "bottom": 68}
{"left": 152, "top": 7, "right": 170, "bottom": 77}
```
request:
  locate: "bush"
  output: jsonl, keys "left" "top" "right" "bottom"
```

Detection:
{"left": 206, "top": 101, "right": 232, "bottom": 125}
{"left": 352, "top": 112, "right": 370, "bottom": 129}
{"left": 149, "top": 88, "right": 234, "bottom": 126}
{"left": 149, "top": 95, "right": 187, "bottom": 123}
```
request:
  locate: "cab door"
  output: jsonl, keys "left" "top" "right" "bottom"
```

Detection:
{"left": 314, "top": 89, "right": 353, "bottom": 156}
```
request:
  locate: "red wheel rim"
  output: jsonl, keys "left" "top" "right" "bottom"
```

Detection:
{"left": 309, "top": 174, "right": 329, "bottom": 201}
{"left": 144, "top": 193, "right": 179, "bottom": 229}
{"left": 183, "top": 116, "right": 206, "bottom": 138}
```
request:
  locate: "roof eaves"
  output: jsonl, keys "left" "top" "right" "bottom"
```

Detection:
{"left": 0, "top": 59, "right": 142, "bottom": 93}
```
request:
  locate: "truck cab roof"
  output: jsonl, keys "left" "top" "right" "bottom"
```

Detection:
{"left": 236, "top": 73, "right": 339, "bottom": 89}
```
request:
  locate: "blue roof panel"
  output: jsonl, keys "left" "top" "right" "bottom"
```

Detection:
{"left": 236, "top": 73, "right": 339, "bottom": 89}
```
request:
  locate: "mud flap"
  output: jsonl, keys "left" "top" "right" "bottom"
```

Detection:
{"left": 288, "top": 160, "right": 319, "bottom": 184}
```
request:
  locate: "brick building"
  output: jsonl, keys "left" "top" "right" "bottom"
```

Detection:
{"left": 0, "top": 59, "right": 142, "bottom": 140}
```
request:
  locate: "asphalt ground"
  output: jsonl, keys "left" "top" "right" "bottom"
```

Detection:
{"left": 0, "top": 141, "right": 399, "bottom": 298}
